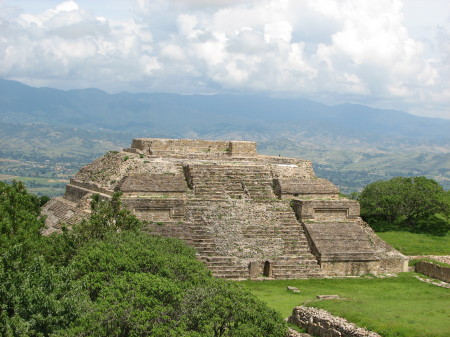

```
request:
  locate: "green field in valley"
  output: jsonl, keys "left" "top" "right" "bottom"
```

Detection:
{"left": 0, "top": 174, "right": 69, "bottom": 197}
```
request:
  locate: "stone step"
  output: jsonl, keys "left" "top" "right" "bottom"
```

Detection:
{"left": 270, "top": 274, "right": 322, "bottom": 279}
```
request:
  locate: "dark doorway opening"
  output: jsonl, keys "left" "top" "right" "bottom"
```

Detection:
{"left": 263, "top": 261, "right": 272, "bottom": 277}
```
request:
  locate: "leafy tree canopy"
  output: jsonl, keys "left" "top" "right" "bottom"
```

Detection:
{"left": 0, "top": 183, "right": 287, "bottom": 336}
{"left": 0, "top": 181, "right": 47, "bottom": 251}
{"left": 359, "top": 176, "right": 450, "bottom": 235}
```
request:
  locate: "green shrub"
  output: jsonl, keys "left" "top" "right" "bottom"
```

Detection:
{"left": 0, "top": 181, "right": 46, "bottom": 252}
{"left": 0, "top": 185, "right": 288, "bottom": 336}
{"left": 359, "top": 177, "right": 450, "bottom": 235}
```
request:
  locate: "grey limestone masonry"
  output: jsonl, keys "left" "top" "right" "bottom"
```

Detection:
{"left": 128, "top": 138, "right": 257, "bottom": 157}
{"left": 42, "top": 138, "right": 407, "bottom": 279}
{"left": 288, "top": 306, "right": 381, "bottom": 337}
{"left": 415, "top": 261, "right": 450, "bottom": 283}
{"left": 274, "top": 178, "right": 340, "bottom": 199}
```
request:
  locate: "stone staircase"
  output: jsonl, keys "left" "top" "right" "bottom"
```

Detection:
{"left": 186, "top": 163, "right": 275, "bottom": 200}
{"left": 185, "top": 200, "right": 248, "bottom": 278}
{"left": 184, "top": 198, "right": 322, "bottom": 279}
{"left": 303, "top": 222, "right": 378, "bottom": 263}
{"left": 264, "top": 203, "right": 322, "bottom": 279}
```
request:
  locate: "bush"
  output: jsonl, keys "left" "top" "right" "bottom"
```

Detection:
{"left": 179, "top": 279, "right": 286, "bottom": 337}
{"left": 0, "top": 183, "right": 288, "bottom": 336}
{"left": 359, "top": 177, "right": 450, "bottom": 235}
{"left": 0, "top": 181, "right": 46, "bottom": 252}
{"left": 64, "top": 231, "right": 286, "bottom": 337}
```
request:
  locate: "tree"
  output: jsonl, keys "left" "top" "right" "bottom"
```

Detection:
{"left": 359, "top": 176, "right": 450, "bottom": 235}
{"left": 179, "top": 279, "right": 286, "bottom": 337}
{"left": 0, "top": 181, "right": 46, "bottom": 252}
{"left": 0, "top": 181, "right": 85, "bottom": 336}
{"left": 0, "top": 183, "right": 288, "bottom": 336}
{"left": 60, "top": 231, "right": 287, "bottom": 337}
{"left": 73, "top": 192, "right": 142, "bottom": 242}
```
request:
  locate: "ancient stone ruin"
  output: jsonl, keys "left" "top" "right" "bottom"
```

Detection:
{"left": 42, "top": 138, "right": 407, "bottom": 279}
{"left": 288, "top": 306, "right": 382, "bottom": 337}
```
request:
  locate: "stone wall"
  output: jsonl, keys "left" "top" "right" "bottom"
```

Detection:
{"left": 116, "top": 173, "right": 187, "bottom": 193}
{"left": 229, "top": 141, "right": 257, "bottom": 156}
{"left": 274, "top": 178, "right": 339, "bottom": 199}
{"left": 64, "top": 184, "right": 92, "bottom": 203}
{"left": 123, "top": 198, "right": 186, "bottom": 222}
{"left": 69, "top": 179, "right": 113, "bottom": 197}
{"left": 130, "top": 138, "right": 257, "bottom": 157}
{"left": 269, "top": 162, "right": 315, "bottom": 180}
{"left": 288, "top": 306, "right": 381, "bottom": 337}
{"left": 415, "top": 261, "right": 450, "bottom": 283}
{"left": 293, "top": 200, "right": 360, "bottom": 222}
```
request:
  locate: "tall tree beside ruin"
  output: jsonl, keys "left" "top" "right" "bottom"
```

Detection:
{"left": 359, "top": 177, "right": 450, "bottom": 235}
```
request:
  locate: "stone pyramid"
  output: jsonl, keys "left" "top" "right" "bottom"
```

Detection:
{"left": 43, "top": 138, "right": 407, "bottom": 279}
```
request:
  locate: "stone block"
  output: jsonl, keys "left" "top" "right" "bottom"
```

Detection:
{"left": 274, "top": 178, "right": 339, "bottom": 198}
{"left": 287, "top": 286, "right": 301, "bottom": 293}
{"left": 293, "top": 200, "right": 360, "bottom": 222}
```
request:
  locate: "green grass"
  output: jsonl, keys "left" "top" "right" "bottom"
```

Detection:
{"left": 409, "top": 258, "right": 450, "bottom": 268}
{"left": 241, "top": 273, "right": 450, "bottom": 337}
{"left": 376, "top": 231, "right": 450, "bottom": 255}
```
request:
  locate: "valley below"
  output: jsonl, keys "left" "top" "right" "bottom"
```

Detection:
{"left": 1, "top": 78, "right": 449, "bottom": 196}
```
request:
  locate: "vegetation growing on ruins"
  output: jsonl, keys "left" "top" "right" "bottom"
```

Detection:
{"left": 358, "top": 177, "right": 450, "bottom": 236}
{"left": 0, "top": 182, "right": 286, "bottom": 336}
{"left": 243, "top": 274, "right": 450, "bottom": 337}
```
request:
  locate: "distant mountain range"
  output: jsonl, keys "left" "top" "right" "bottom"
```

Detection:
{"left": 1, "top": 78, "right": 449, "bottom": 193}
{"left": 1, "top": 78, "right": 450, "bottom": 144}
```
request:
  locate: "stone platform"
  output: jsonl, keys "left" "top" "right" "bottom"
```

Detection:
{"left": 42, "top": 138, "right": 407, "bottom": 279}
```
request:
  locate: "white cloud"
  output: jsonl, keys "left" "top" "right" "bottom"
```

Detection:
{"left": 0, "top": 0, "right": 449, "bottom": 118}
{"left": 264, "top": 21, "right": 292, "bottom": 43}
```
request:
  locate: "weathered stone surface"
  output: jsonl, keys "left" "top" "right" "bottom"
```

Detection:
{"left": 287, "top": 327, "right": 312, "bottom": 337}
{"left": 274, "top": 178, "right": 339, "bottom": 199}
{"left": 288, "top": 306, "right": 381, "bottom": 337}
{"left": 415, "top": 261, "right": 450, "bottom": 283}
{"left": 316, "top": 295, "right": 340, "bottom": 300}
{"left": 128, "top": 138, "right": 257, "bottom": 157}
{"left": 117, "top": 173, "right": 188, "bottom": 193}
{"left": 42, "top": 138, "right": 407, "bottom": 279}
{"left": 287, "top": 286, "right": 301, "bottom": 293}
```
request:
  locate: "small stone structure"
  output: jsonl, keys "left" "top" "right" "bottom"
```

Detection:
{"left": 288, "top": 306, "right": 381, "bottom": 337}
{"left": 42, "top": 138, "right": 407, "bottom": 279}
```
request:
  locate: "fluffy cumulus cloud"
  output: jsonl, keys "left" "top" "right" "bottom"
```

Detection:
{"left": 0, "top": 0, "right": 449, "bottom": 118}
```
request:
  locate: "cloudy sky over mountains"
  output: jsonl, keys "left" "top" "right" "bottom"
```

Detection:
{"left": 1, "top": 0, "right": 449, "bottom": 118}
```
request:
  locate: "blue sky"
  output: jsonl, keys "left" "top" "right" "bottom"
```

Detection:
{"left": 1, "top": 0, "right": 449, "bottom": 118}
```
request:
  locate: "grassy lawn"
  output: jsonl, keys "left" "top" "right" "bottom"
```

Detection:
{"left": 376, "top": 231, "right": 450, "bottom": 255}
{"left": 241, "top": 273, "right": 450, "bottom": 337}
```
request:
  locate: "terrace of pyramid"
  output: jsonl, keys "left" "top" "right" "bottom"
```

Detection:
{"left": 42, "top": 138, "right": 407, "bottom": 279}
